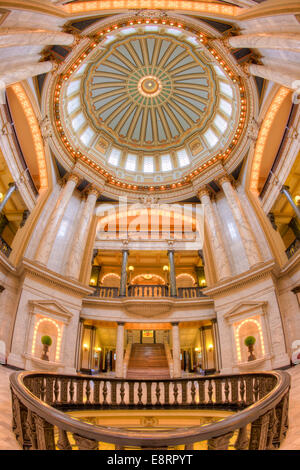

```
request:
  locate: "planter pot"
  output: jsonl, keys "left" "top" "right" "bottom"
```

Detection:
{"left": 247, "top": 344, "right": 256, "bottom": 362}
{"left": 41, "top": 344, "right": 50, "bottom": 361}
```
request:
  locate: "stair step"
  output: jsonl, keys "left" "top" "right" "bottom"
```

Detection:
{"left": 127, "top": 343, "right": 170, "bottom": 379}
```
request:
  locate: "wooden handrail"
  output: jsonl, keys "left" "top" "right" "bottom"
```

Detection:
{"left": 10, "top": 370, "right": 290, "bottom": 450}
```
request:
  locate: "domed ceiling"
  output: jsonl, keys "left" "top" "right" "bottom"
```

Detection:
{"left": 48, "top": 15, "right": 252, "bottom": 193}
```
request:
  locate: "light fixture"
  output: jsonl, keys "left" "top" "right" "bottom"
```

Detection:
{"left": 83, "top": 343, "right": 89, "bottom": 351}
{"left": 0, "top": 193, "right": 3, "bottom": 202}
{"left": 195, "top": 347, "right": 201, "bottom": 352}
{"left": 95, "top": 347, "right": 101, "bottom": 352}
{"left": 200, "top": 279, "right": 206, "bottom": 286}
{"left": 90, "top": 278, "right": 96, "bottom": 285}
{"left": 128, "top": 265, "right": 134, "bottom": 272}
{"left": 294, "top": 195, "right": 300, "bottom": 205}
{"left": 207, "top": 344, "right": 213, "bottom": 352}
{"left": 163, "top": 265, "right": 169, "bottom": 272}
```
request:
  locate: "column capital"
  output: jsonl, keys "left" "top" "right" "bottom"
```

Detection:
{"left": 171, "top": 322, "right": 179, "bottom": 326}
{"left": 218, "top": 174, "right": 232, "bottom": 186}
{"left": 86, "top": 185, "right": 99, "bottom": 198}
{"left": 67, "top": 173, "right": 80, "bottom": 185}
{"left": 280, "top": 185, "right": 290, "bottom": 193}
{"left": 117, "top": 321, "right": 125, "bottom": 326}
{"left": 197, "top": 186, "right": 210, "bottom": 200}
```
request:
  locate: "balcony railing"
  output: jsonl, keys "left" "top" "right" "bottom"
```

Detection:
{"left": 0, "top": 235, "right": 11, "bottom": 258}
{"left": 89, "top": 285, "right": 206, "bottom": 299}
{"left": 10, "top": 370, "right": 290, "bottom": 450}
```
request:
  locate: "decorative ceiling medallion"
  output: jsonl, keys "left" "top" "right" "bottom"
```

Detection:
{"left": 50, "top": 16, "right": 250, "bottom": 193}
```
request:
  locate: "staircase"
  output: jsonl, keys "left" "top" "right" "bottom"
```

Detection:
{"left": 127, "top": 343, "right": 170, "bottom": 379}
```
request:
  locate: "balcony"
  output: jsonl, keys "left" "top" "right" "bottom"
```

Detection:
{"left": 0, "top": 236, "right": 11, "bottom": 258}
{"left": 286, "top": 238, "right": 300, "bottom": 259}
{"left": 89, "top": 285, "right": 206, "bottom": 299}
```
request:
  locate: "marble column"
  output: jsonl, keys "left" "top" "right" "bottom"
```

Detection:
{"left": 119, "top": 250, "right": 129, "bottom": 296}
{"left": 168, "top": 250, "right": 177, "bottom": 297}
{"left": 0, "top": 182, "right": 16, "bottom": 213}
{"left": 228, "top": 34, "right": 300, "bottom": 53}
{"left": 281, "top": 185, "right": 300, "bottom": 220}
{"left": 115, "top": 322, "right": 125, "bottom": 378}
{"left": 0, "top": 29, "right": 75, "bottom": 47}
{"left": 172, "top": 322, "right": 181, "bottom": 378}
{"left": 0, "top": 61, "right": 53, "bottom": 89}
{"left": 247, "top": 64, "right": 298, "bottom": 90}
{"left": 66, "top": 187, "right": 98, "bottom": 279}
{"left": 219, "top": 175, "right": 261, "bottom": 267}
{"left": 35, "top": 174, "right": 79, "bottom": 265}
{"left": 198, "top": 188, "right": 231, "bottom": 281}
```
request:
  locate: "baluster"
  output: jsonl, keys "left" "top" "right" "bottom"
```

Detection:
{"left": 129, "top": 382, "right": 134, "bottom": 405}
{"left": 94, "top": 380, "right": 100, "bottom": 404}
{"left": 86, "top": 380, "right": 91, "bottom": 404}
{"left": 173, "top": 382, "right": 179, "bottom": 405}
{"left": 208, "top": 379, "right": 213, "bottom": 404}
{"left": 249, "top": 412, "right": 270, "bottom": 450}
{"left": 266, "top": 408, "right": 278, "bottom": 450}
{"left": 164, "top": 382, "right": 170, "bottom": 406}
{"left": 40, "top": 378, "right": 46, "bottom": 402}
{"left": 77, "top": 379, "right": 84, "bottom": 404}
{"left": 239, "top": 377, "right": 245, "bottom": 407}
{"left": 258, "top": 377, "right": 266, "bottom": 399}
{"left": 54, "top": 377, "right": 59, "bottom": 403}
{"left": 224, "top": 378, "right": 230, "bottom": 405}
{"left": 155, "top": 382, "right": 161, "bottom": 406}
{"left": 103, "top": 381, "right": 108, "bottom": 405}
{"left": 191, "top": 381, "right": 196, "bottom": 405}
{"left": 69, "top": 379, "right": 75, "bottom": 404}
{"left": 231, "top": 377, "right": 239, "bottom": 405}
{"left": 208, "top": 432, "right": 233, "bottom": 450}
{"left": 215, "top": 379, "right": 222, "bottom": 404}
{"left": 45, "top": 377, "right": 54, "bottom": 404}
{"left": 198, "top": 380, "right": 205, "bottom": 404}
{"left": 60, "top": 378, "right": 68, "bottom": 404}
{"left": 120, "top": 382, "right": 125, "bottom": 405}
{"left": 234, "top": 426, "right": 248, "bottom": 450}
{"left": 138, "top": 382, "right": 143, "bottom": 405}
{"left": 73, "top": 434, "right": 98, "bottom": 450}
{"left": 111, "top": 381, "right": 117, "bottom": 406}
{"left": 273, "top": 393, "right": 289, "bottom": 448}
{"left": 245, "top": 377, "right": 253, "bottom": 405}
{"left": 146, "top": 382, "right": 152, "bottom": 405}
{"left": 253, "top": 377, "right": 259, "bottom": 401}
{"left": 34, "top": 415, "right": 55, "bottom": 450}
{"left": 181, "top": 381, "right": 187, "bottom": 405}
{"left": 26, "top": 410, "right": 37, "bottom": 450}
{"left": 57, "top": 428, "right": 72, "bottom": 450}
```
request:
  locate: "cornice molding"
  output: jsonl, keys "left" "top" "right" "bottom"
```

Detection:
{"left": 18, "top": 258, "right": 93, "bottom": 297}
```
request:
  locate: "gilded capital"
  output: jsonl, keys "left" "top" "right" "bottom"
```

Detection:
{"left": 218, "top": 174, "right": 231, "bottom": 186}
{"left": 87, "top": 186, "right": 99, "bottom": 198}
{"left": 197, "top": 187, "right": 210, "bottom": 200}
{"left": 67, "top": 173, "right": 80, "bottom": 185}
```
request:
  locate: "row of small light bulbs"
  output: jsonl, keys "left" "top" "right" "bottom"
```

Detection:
{"left": 54, "top": 18, "right": 247, "bottom": 193}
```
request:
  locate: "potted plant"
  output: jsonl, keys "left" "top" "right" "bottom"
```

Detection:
{"left": 41, "top": 335, "right": 52, "bottom": 361}
{"left": 244, "top": 336, "right": 256, "bottom": 362}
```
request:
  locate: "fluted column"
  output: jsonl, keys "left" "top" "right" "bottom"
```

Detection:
{"left": 115, "top": 322, "right": 125, "bottom": 378}
{"left": 247, "top": 64, "right": 298, "bottom": 90}
{"left": 172, "top": 322, "right": 181, "bottom": 378}
{"left": 35, "top": 174, "right": 79, "bottom": 265}
{"left": 0, "top": 61, "right": 53, "bottom": 89}
{"left": 119, "top": 250, "right": 129, "bottom": 296}
{"left": 198, "top": 188, "right": 231, "bottom": 281}
{"left": 0, "top": 29, "right": 75, "bottom": 47}
{"left": 219, "top": 175, "right": 261, "bottom": 267}
{"left": 65, "top": 187, "right": 98, "bottom": 279}
{"left": 167, "top": 250, "right": 177, "bottom": 297}
{"left": 228, "top": 34, "right": 300, "bottom": 53}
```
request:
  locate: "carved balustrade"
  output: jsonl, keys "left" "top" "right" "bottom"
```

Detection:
{"left": 10, "top": 371, "right": 290, "bottom": 450}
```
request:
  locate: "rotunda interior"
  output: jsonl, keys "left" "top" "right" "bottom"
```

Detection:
{"left": 0, "top": 0, "right": 299, "bottom": 452}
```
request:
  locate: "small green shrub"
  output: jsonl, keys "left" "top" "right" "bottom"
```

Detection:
{"left": 244, "top": 336, "right": 256, "bottom": 347}
{"left": 41, "top": 335, "right": 52, "bottom": 346}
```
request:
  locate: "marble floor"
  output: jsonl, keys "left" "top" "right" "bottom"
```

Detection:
{"left": 0, "top": 364, "right": 300, "bottom": 451}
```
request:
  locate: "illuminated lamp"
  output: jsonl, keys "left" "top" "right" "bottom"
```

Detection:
{"left": 0, "top": 193, "right": 3, "bottom": 202}
{"left": 163, "top": 265, "right": 169, "bottom": 272}
{"left": 128, "top": 266, "right": 134, "bottom": 272}
{"left": 207, "top": 344, "right": 213, "bottom": 352}
{"left": 294, "top": 195, "right": 300, "bottom": 205}
{"left": 83, "top": 343, "right": 89, "bottom": 351}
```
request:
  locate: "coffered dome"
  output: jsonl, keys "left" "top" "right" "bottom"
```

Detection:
{"left": 48, "top": 16, "right": 252, "bottom": 193}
